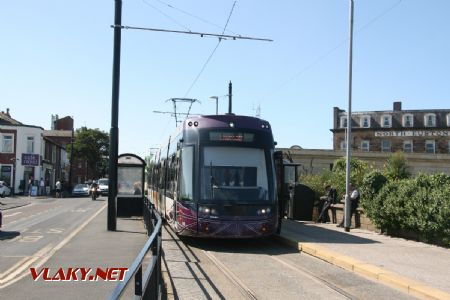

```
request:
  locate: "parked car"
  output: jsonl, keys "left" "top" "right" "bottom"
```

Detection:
{"left": 97, "top": 178, "right": 109, "bottom": 196}
{"left": 0, "top": 181, "right": 11, "bottom": 198}
{"left": 72, "top": 183, "right": 90, "bottom": 197}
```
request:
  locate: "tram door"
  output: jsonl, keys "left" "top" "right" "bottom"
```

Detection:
{"left": 274, "top": 152, "right": 300, "bottom": 233}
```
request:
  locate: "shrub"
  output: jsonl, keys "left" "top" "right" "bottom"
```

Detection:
{"left": 367, "top": 174, "right": 450, "bottom": 247}
{"left": 383, "top": 151, "right": 410, "bottom": 180}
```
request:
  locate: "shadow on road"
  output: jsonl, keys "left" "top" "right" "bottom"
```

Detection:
{"left": 0, "top": 230, "right": 20, "bottom": 241}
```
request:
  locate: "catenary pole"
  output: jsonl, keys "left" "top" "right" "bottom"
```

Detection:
{"left": 108, "top": 0, "right": 122, "bottom": 231}
{"left": 344, "top": 0, "right": 354, "bottom": 232}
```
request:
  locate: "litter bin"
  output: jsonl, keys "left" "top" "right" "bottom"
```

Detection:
{"left": 292, "top": 184, "right": 315, "bottom": 221}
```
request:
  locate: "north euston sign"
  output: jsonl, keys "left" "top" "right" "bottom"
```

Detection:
{"left": 375, "top": 130, "right": 450, "bottom": 137}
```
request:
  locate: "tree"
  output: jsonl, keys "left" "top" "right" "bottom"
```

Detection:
{"left": 383, "top": 151, "right": 410, "bottom": 180}
{"left": 67, "top": 127, "right": 109, "bottom": 179}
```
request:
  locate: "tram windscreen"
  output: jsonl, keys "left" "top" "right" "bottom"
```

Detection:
{"left": 201, "top": 147, "right": 270, "bottom": 203}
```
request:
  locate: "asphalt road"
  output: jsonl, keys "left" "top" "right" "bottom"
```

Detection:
{"left": 163, "top": 226, "right": 416, "bottom": 300}
{"left": 0, "top": 196, "right": 106, "bottom": 289}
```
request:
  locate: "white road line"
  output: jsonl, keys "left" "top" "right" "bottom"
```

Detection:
{"left": 3, "top": 212, "right": 22, "bottom": 218}
{"left": 0, "top": 203, "right": 107, "bottom": 289}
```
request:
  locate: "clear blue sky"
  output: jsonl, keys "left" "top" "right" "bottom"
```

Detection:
{"left": 1, "top": 0, "right": 449, "bottom": 158}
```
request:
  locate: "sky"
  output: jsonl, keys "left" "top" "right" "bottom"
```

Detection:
{"left": 1, "top": 0, "right": 449, "bottom": 158}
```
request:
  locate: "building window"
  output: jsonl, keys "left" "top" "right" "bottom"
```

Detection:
{"left": 340, "top": 116, "right": 347, "bottom": 128}
{"left": 52, "top": 145, "right": 56, "bottom": 163}
{"left": 381, "top": 140, "right": 391, "bottom": 152}
{"left": 381, "top": 115, "right": 392, "bottom": 128}
{"left": 0, "top": 165, "right": 12, "bottom": 185}
{"left": 361, "top": 140, "right": 370, "bottom": 151}
{"left": 425, "top": 140, "right": 435, "bottom": 154}
{"left": 402, "top": 114, "right": 414, "bottom": 127}
{"left": 340, "top": 140, "right": 347, "bottom": 150}
{"left": 424, "top": 113, "right": 436, "bottom": 127}
{"left": 360, "top": 116, "right": 370, "bottom": 128}
{"left": 27, "top": 137, "right": 35, "bottom": 153}
{"left": 1, "top": 135, "right": 14, "bottom": 153}
{"left": 446, "top": 114, "right": 450, "bottom": 127}
{"left": 403, "top": 140, "right": 413, "bottom": 153}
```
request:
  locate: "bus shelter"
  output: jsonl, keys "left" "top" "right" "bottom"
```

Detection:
{"left": 117, "top": 153, "right": 146, "bottom": 217}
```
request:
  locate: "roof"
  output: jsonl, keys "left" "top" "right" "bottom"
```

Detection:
{"left": 0, "top": 111, "right": 22, "bottom": 125}
{"left": 43, "top": 130, "right": 73, "bottom": 137}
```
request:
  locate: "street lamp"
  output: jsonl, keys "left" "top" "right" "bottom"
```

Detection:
{"left": 209, "top": 96, "right": 219, "bottom": 115}
{"left": 344, "top": 0, "right": 355, "bottom": 232}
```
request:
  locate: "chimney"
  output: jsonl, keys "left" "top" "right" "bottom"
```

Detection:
{"left": 6, "top": 108, "right": 10, "bottom": 117}
{"left": 393, "top": 101, "right": 402, "bottom": 111}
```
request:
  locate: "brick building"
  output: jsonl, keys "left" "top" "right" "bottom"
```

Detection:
{"left": 332, "top": 102, "right": 450, "bottom": 154}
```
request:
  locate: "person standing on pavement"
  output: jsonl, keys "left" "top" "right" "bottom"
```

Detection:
{"left": 317, "top": 185, "right": 337, "bottom": 223}
{"left": 28, "top": 176, "right": 33, "bottom": 196}
{"left": 55, "top": 180, "right": 62, "bottom": 198}
{"left": 337, "top": 184, "right": 360, "bottom": 228}
{"left": 39, "top": 178, "right": 45, "bottom": 196}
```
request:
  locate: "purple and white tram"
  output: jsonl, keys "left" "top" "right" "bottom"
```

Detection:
{"left": 148, "top": 114, "right": 279, "bottom": 238}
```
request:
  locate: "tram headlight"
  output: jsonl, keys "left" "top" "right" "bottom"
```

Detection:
{"left": 257, "top": 207, "right": 271, "bottom": 215}
{"left": 199, "top": 206, "right": 210, "bottom": 213}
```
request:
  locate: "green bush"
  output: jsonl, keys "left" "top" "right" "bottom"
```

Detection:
{"left": 360, "top": 170, "right": 388, "bottom": 213}
{"left": 367, "top": 174, "right": 450, "bottom": 247}
{"left": 300, "top": 171, "right": 333, "bottom": 201}
{"left": 383, "top": 151, "right": 410, "bottom": 180}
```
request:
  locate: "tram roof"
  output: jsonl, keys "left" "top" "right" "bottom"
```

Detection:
{"left": 183, "top": 114, "right": 271, "bottom": 131}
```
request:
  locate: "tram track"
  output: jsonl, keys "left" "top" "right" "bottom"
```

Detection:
{"left": 162, "top": 223, "right": 360, "bottom": 299}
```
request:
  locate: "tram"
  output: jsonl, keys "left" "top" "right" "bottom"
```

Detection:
{"left": 148, "top": 114, "right": 279, "bottom": 238}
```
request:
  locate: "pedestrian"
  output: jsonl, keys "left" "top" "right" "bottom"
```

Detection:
{"left": 39, "top": 178, "right": 45, "bottom": 196}
{"left": 55, "top": 180, "right": 62, "bottom": 198}
{"left": 28, "top": 176, "right": 33, "bottom": 196}
{"left": 317, "top": 185, "right": 337, "bottom": 223}
{"left": 337, "top": 184, "right": 360, "bottom": 228}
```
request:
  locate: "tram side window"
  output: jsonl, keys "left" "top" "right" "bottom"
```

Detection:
{"left": 166, "top": 155, "right": 178, "bottom": 198}
{"left": 179, "top": 146, "right": 194, "bottom": 202}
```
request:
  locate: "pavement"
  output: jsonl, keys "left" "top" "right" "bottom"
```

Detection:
{"left": 1, "top": 202, "right": 149, "bottom": 299}
{"left": 0, "top": 196, "right": 32, "bottom": 210}
{"left": 278, "top": 219, "right": 450, "bottom": 300}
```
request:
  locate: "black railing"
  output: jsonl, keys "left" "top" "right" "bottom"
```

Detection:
{"left": 109, "top": 197, "right": 162, "bottom": 299}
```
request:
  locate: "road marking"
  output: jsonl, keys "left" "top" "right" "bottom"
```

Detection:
{"left": 3, "top": 212, "right": 22, "bottom": 218}
{"left": 0, "top": 203, "right": 107, "bottom": 289}
{"left": 0, "top": 244, "right": 53, "bottom": 285}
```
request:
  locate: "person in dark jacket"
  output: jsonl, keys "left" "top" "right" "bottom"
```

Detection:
{"left": 317, "top": 185, "right": 337, "bottom": 223}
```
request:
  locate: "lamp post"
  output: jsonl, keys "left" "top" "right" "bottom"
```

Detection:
{"left": 209, "top": 96, "right": 219, "bottom": 115}
{"left": 344, "top": 0, "right": 354, "bottom": 232}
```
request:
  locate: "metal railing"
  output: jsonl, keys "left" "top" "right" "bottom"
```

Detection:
{"left": 109, "top": 197, "right": 162, "bottom": 300}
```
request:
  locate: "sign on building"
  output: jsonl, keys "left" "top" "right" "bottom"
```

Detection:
{"left": 22, "top": 154, "right": 40, "bottom": 166}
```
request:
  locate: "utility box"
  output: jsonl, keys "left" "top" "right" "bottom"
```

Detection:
{"left": 116, "top": 153, "right": 146, "bottom": 217}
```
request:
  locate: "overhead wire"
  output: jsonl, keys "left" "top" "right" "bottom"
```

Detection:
{"left": 142, "top": 0, "right": 191, "bottom": 31}
{"left": 154, "top": 0, "right": 240, "bottom": 35}
{"left": 258, "top": 0, "right": 403, "bottom": 105}
{"left": 183, "top": 1, "right": 237, "bottom": 99}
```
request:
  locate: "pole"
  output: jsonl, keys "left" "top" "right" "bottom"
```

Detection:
{"left": 108, "top": 0, "right": 122, "bottom": 231}
{"left": 344, "top": 0, "right": 354, "bottom": 233}
{"left": 228, "top": 81, "right": 232, "bottom": 114}
{"left": 68, "top": 128, "right": 74, "bottom": 191}
{"left": 215, "top": 98, "right": 218, "bottom": 115}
